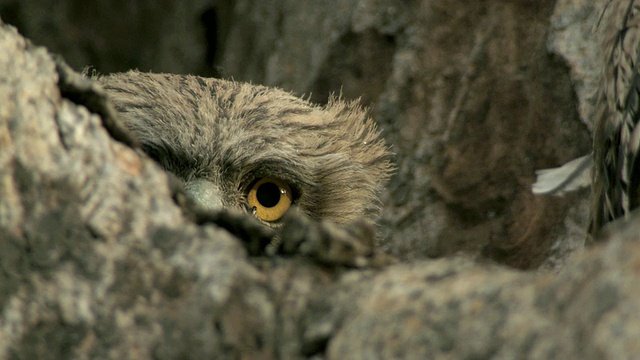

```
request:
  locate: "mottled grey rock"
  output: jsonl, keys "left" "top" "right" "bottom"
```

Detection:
{"left": 0, "top": 22, "right": 276, "bottom": 359}
{"left": 549, "top": 0, "right": 605, "bottom": 130}
{"left": 314, "top": 225, "right": 640, "bottom": 359}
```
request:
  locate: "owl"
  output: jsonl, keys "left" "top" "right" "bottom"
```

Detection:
{"left": 96, "top": 71, "right": 393, "bottom": 234}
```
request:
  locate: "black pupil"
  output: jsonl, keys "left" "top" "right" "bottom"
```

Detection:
{"left": 256, "top": 182, "right": 281, "bottom": 208}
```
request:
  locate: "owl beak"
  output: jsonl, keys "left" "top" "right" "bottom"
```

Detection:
{"left": 184, "top": 178, "right": 224, "bottom": 212}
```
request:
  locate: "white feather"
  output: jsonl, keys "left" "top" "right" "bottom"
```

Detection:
{"left": 531, "top": 154, "right": 592, "bottom": 196}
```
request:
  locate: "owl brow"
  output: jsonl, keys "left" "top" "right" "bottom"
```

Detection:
{"left": 141, "top": 141, "right": 200, "bottom": 179}
{"left": 241, "top": 158, "right": 313, "bottom": 190}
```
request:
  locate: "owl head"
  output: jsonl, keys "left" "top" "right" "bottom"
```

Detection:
{"left": 98, "top": 71, "right": 393, "bottom": 229}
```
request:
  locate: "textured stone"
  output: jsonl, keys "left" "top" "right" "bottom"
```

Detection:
{"left": 0, "top": 22, "right": 275, "bottom": 359}
{"left": 549, "top": 0, "right": 605, "bottom": 130}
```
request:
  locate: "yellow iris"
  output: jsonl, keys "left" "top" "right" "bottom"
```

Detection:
{"left": 247, "top": 177, "right": 293, "bottom": 222}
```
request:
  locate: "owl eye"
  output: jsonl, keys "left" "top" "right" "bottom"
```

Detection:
{"left": 247, "top": 177, "right": 293, "bottom": 222}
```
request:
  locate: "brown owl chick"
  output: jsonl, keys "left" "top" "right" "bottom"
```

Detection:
{"left": 96, "top": 71, "right": 393, "bottom": 231}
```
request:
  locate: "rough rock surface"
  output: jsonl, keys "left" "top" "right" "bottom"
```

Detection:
{"left": 3, "top": 7, "right": 640, "bottom": 359}
{"left": 0, "top": 0, "right": 600, "bottom": 269}
{"left": 0, "top": 23, "right": 274, "bottom": 358}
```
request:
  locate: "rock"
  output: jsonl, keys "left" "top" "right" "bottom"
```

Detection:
{"left": 313, "top": 221, "right": 640, "bottom": 359}
{"left": 548, "top": 0, "right": 605, "bottom": 130}
{"left": 0, "top": 0, "right": 214, "bottom": 75}
{"left": 0, "top": 22, "right": 276, "bottom": 359}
